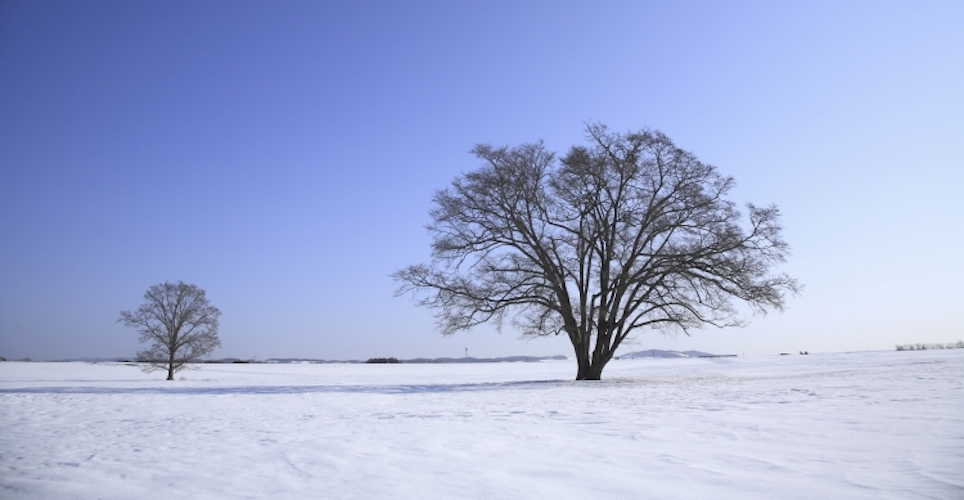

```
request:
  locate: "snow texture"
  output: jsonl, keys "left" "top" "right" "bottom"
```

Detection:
{"left": 1, "top": 350, "right": 962, "bottom": 499}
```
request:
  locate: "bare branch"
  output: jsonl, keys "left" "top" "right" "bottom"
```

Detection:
{"left": 119, "top": 281, "right": 222, "bottom": 380}
{"left": 394, "top": 124, "right": 800, "bottom": 380}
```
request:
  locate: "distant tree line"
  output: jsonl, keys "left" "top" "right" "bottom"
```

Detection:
{"left": 366, "top": 357, "right": 401, "bottom": 364}
{"left": 896, "top": 341, "right": 964, "bottom": 351}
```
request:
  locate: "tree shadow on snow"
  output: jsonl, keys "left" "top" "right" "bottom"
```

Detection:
{"left": 0, "top": 379, "right": 571, "bottom": 396}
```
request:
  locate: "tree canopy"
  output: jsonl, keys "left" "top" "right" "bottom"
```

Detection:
{"left": 119, "top": 281, "right": 221, "bottom": 380}
{"left": 395, "top": 124, "right": 799, "bottom": 380}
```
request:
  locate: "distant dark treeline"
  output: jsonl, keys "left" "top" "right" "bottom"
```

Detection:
{"left": 365, "top": 357, "right": 400, "bottom": 364}
{"left": 896, "top": 341, "right": 963, "bottom": 351}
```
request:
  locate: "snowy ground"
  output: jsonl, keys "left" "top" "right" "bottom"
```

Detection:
{"left": 1, "top": 350, "right": 962, "bottom": 499}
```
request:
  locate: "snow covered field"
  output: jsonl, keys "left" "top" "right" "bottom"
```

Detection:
{"left": 2, "top": 350, "right": 962, "bottom": 499}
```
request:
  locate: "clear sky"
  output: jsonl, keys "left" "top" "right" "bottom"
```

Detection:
{"left": 1, "top": 0, "right": 962, "bottom": 361}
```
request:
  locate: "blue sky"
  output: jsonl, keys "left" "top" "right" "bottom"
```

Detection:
{"left": 1, "top": 0, "right": 962, "bottom": 361}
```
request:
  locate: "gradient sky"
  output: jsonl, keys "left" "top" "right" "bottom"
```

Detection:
{"left": 1, "top": 1, "right": 962, "bottom": 361}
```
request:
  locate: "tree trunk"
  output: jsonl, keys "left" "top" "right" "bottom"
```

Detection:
{"left": 573, "top": 342, "right": 612, "bottom": 380}
{"left": 574, "top": 341, "right": 592, "bottom": 380}
{"left": 585, "top": 357, "right": 606, "bottom": 380}
{"left": 167, "top": 347, "right": 176, "bottom": 380}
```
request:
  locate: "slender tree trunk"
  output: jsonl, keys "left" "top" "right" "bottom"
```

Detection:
{"left": 167, "top": 342, "right": 176, "bottom": 380}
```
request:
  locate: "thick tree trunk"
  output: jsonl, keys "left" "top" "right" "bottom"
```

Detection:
{"left": 575, "top": 354, "right": 609, "bottom": 380}
{"left": 166, "top": 364, "right": 174, "bottom": 380}
{"left": 573, "top": 337, "right": 613, "bottom": 380}
{"left": 585, "top": 358, "right": 606, "bottom": 380}
{"left": 574, "top": 341, "right": 592, "bottom": 380}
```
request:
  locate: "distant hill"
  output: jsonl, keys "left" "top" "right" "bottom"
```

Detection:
{"left": 616, "top": 349, "right": 717, "bottom": 359}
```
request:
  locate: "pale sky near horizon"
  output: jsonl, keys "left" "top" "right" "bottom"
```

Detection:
{"left": 1, "top": 1, "right": 962, "bottom": 361}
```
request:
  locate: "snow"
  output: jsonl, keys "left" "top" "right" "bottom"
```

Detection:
{"left": 1, "top": 350, "right": 962, "bottom": 499}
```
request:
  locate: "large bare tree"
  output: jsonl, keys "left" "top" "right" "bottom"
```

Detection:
{"left": 119, "top": 281, "right": 221, "bottom": 380}
{"left": 394, "top": 125, "right": 799, "bottom": 380}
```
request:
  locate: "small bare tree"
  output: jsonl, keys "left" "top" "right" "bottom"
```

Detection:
{"left": 119, "top": 281, "right": 221, "bottom": 380}
{"left": 394, "top": 124, "right": 800, "bottom": 380}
